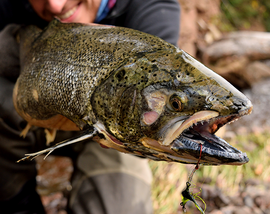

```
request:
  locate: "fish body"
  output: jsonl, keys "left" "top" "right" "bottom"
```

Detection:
{"left": 14, "top": 20, "right": 252, "bottom": 165}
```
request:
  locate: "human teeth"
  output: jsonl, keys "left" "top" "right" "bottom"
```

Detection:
{"left": 57, "top": 6, "right": 78, "bottom": 20}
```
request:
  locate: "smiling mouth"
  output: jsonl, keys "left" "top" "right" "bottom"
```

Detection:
{"left": 56, "top": 4, "right": 79, "bottom": 20}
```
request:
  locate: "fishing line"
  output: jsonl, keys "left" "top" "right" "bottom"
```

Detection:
{"left": 181, "top": 143, "right": 206, "bottom": 214}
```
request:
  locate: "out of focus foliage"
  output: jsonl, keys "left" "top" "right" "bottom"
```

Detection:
{"left": 150, "top": 131, "right": 270, "bottom": 213}
{"left": 220, "top": 0, "right": 270, "bottom": 31}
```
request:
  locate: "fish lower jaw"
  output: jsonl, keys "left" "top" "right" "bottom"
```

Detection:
{"left": 139, "top": 137, "right": 199, "bottom": 163}
{"left": 171, "top": 133, "right": 249, "bottom": 165}
{"left": 93, "top": 121, "right": 128, "bottom": 153}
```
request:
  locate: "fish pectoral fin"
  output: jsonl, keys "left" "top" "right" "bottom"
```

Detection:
{"left": 44, "top": 129, "right": 57, "bottom": 146}
{"left": 20, "top": 123, "right": 32, "bottom": 138}
{"left": 17, "top": 128, "right": 98, "bottom": 163}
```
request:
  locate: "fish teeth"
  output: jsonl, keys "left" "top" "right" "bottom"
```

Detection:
{"left": 228, "top": 117, "right": 239, "bottom": 125}
{"left": 161, "top": 110, "right": 219, "bottom": 146}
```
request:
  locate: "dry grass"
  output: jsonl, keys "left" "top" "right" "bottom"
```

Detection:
{"left": 150, "top": 131, "right": 270, "bottom": 214}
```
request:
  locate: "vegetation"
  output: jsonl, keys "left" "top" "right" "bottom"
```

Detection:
{"left": 219, "top": 0, "right": 270, "bottom": 31}
{"left": 150, "top": 131, "right": 270, "bottom": 213}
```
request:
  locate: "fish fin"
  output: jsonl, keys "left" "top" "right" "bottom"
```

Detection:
{"left": 17, "top": 127, "right": 97, "bottom": 163}
{"left": 44, "top": 128, "right": 57, "bottom": 146}
{"left": 20, "top": 123, "right": 32, "bottom": 138}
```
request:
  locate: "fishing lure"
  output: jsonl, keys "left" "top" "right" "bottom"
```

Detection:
{"left": 180, "top": 144, "right": 206, "bottom": 214}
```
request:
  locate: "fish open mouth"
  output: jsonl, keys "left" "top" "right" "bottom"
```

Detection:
{"left": 170, "top": 113, "right": 249, "bottom": 165}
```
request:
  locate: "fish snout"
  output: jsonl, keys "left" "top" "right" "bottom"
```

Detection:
{"left": 234, "top": 98, "right": 253, "bottom": 116}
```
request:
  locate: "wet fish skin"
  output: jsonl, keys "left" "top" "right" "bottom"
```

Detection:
{"left": 92, "top": 49, "right": 252, "bottom": 143}
{"left": 14, "top": 20, "right": 174, "bottom": 129}
{"left": 14, "top": 20, "right": 252, "bottom": 165}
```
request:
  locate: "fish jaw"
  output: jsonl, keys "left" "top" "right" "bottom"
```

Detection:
{"left": 137, "top": 109, "right": 251, "bottom": 165}
{"left": 93, "top": 109, "right": 251, "bottom": 166}
{"left": 171, "top": 133, "right": 249, "bottom": 166}
{"left": 170, "top": 113, "right": 250, "bottom": 165}
{"left": 159, "top": 110, "right": 219, "bottom": 146}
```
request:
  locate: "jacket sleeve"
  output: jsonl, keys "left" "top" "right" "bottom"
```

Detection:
{"left": 0, "top": 24, "right": 24, "bottom": 130}
{"left": 120, "top": 0, "right": 180, "bottom": 46}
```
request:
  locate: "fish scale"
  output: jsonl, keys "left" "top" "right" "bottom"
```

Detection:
{"left": 15, "top": 19, "right": 252, "bottom": 166}
{"left": 15, "top": 19, "right": 172, "bottom": 128}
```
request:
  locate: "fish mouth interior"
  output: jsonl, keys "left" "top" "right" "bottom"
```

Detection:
{"left": 171, "top": 114, "right": 249, "bottom": 165}
{"left": 182, "top": 115, "right": 236, "bottom": 149}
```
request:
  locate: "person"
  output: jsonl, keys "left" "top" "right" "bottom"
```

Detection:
{"left": 0, "top": 0, "right": 180, "bottom": 213}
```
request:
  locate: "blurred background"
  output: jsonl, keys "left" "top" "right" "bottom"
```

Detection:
{"left": 36, "top": 0, "right": 270, "bottom": 213}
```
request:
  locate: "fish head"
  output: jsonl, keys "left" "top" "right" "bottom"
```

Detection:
{"left": 92, "top": 48, "right": 252, "bottom": 166}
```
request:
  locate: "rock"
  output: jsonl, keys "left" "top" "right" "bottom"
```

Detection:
{"left": 254, "top": 195, "right": 270, "bottom": 209}
{"left": 178, "top": 0, "right": 221, "bottom": 56}
{"left": 178, "top": 0, "right": 198, "bottom": 56}
{"left": 243, "top": 195, "right": 254, "bottom": 208}
{"left": 233, "top": 206, "right": 252, "bottom": 214}
{"left": 220, "top": 205, "right": 236, "bottom": 214}
{"left": 209, "top": 210, "right": 223, "bottom": 214}
{"left": 252, "top": 207, "right": 264, "bottom": 214}
{"left": 213, "top": 189, "right": 230, "bottom": 208}
{"left": 246, "top": 61, "right": 270, "bottom": 85}
{"left": 244, "top": 185, "right": 265, "bottom": 198}
{"left": 227, "top": 78, "right": 270, "bottom": 133}
{"left": 203, "top": 32, "right": 270, "bottom": 63}
{"left": 230, "top": 195, "right": 244, "bottom": 206}
{"left": 264, "top": 209, "right": 270, "bottom": 214}
{"left": 201, "top": 185, "right": 217, "bottom": 199}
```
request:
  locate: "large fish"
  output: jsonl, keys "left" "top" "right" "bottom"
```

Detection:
{"left": 14, "top": 19, "right": 252, "bottom": 165}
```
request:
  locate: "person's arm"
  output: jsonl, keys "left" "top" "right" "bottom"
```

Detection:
{"left": 0, "top": 24, "right": 25, "bottom": 130}
{"left": 101, "top": 0, "right": 180, "bottom": 46}
{"left": 125, "top": 0, "right": 180, "bottom": 45}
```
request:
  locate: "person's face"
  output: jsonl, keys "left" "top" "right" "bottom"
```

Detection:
{"left": 29, "top": 0, "right": 101, "bottom": 23}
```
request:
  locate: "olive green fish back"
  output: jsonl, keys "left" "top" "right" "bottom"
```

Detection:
{"left": 15, "top": 19, "right": 174, "bottom": 128}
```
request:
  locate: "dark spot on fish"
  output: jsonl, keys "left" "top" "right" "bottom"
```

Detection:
{"left": 152, "top": 64, "right": 158, "bottom": 72}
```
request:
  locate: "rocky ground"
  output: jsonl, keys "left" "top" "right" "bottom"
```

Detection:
{"left": 37, "top": 160, "right": 270, "bottom": 214}
{"left": 36, "top": 156, "right": 72, "bottom": 214}
{"left": 180, "top": 178, "right": 270, "bottom": 214}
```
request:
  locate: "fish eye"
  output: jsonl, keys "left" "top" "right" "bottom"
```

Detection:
{"left": 170, "top": 96, "right": 182, "bottom": 111}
